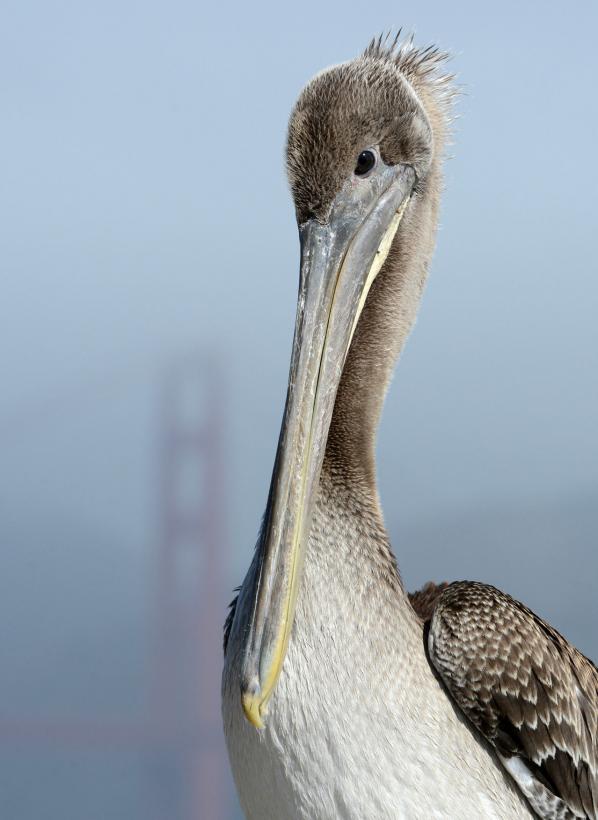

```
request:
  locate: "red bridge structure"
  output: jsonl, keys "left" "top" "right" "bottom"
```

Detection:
{"left": 153, "top": 354, "right": 232, "bottom": 819}
{"left": 0, "top": 353, "right": 235, "bottom": 820}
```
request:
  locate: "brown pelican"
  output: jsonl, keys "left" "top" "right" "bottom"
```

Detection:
{"left": 222, "top": 35, "right": 598, "bottom": 819}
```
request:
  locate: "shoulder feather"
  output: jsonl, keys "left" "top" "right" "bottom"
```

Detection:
{"left": 428, "top": 581, "right": 598, "bottom": 819}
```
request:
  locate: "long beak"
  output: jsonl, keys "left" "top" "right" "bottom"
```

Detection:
{"left": 240, "top": 163, "right": 415, "bottom": 728}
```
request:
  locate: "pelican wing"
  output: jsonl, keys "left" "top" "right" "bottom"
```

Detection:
{"left": 427, "top": 581, "right": 598, "bottom": 820}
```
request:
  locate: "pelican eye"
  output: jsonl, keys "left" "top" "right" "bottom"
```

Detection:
{"left": 354, "top": 149, "right": 376, "bottom": 177}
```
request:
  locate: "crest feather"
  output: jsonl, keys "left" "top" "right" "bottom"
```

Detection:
{"left": 363, "top": 31, "right": 457, "bottom": 115}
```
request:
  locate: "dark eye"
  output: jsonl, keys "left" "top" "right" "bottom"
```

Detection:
{"left": 354, "top": 149, "right": 376, "bottom": 176}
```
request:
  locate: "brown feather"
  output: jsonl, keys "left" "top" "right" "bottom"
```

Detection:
{"left": 428, "top": 581, "right": 598, "bottom": 819}
{"left": 408, "top": 580, "right": 449, "bottom": 621}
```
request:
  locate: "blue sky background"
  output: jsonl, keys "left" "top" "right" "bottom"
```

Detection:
{"left": 1, "top": 1, "right": 597, "bottom": 817}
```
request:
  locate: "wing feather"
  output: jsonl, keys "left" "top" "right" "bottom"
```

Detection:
{"left": 426, "top": 581, "right": 598, "bottom": 819}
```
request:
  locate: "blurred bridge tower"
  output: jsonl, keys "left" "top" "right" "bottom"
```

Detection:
{"left": 153, "top": 354, "right": 231, "bottom": 820}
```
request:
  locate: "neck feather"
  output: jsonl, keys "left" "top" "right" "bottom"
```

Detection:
{"left": 323, "top": 173, "right": 442, "bottom": 505}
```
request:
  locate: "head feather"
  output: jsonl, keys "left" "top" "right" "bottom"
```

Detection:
{"left": 362, "top": 31, "right": 457, "bottom": 117}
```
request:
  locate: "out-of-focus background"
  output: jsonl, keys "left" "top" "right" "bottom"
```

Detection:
{"left": 1, "top": 1, "right": 597, "bottom": 817}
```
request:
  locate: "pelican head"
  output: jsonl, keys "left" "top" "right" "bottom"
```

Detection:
{"left": 240, "top": 37, "right": 452, "bottom": 728}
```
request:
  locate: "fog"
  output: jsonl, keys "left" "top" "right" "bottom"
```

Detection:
{"left": 1, "top": 1, "right": 596, "bottom": 817}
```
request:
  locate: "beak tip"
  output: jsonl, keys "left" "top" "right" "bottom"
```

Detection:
{"left": 241, "top": 689, "right": 265, "bottom": 730}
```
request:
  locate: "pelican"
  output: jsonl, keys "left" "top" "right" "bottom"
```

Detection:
{"left": 222, "top": 35, "right": 597, "bottom": 819}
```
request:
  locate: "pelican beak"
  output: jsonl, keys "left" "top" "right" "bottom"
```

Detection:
{"left": 240, "top": 162, "right": 415, "bottom": 728}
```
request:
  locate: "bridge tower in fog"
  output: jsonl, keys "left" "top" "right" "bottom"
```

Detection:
{"left": 153, "top": 353, "right": 232, "bottom": 820}
{"left": 0, "top": 352, "right": 235, "bottom": 820}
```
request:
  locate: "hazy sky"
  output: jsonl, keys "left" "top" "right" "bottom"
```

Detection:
{"left": 2, "top": 0, "right": 597, "bottom": 632}
{"left": 1, "top": 2, "right": 597, "bottom": 817}
{"left": 3, "top": 2, "right": 596, "bottom": 552}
